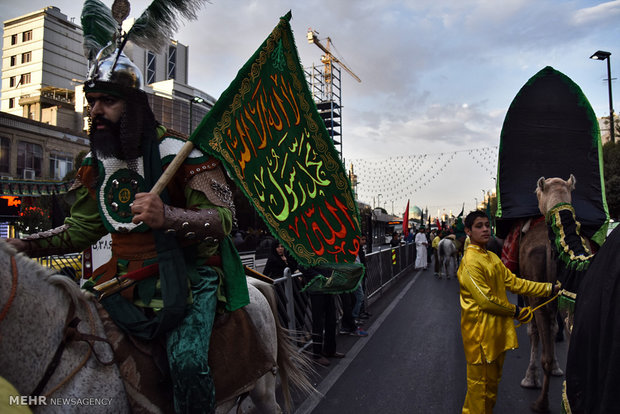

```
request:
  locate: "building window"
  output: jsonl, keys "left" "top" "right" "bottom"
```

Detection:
{"left": 11, "top": 34, "right": 18, "bottom": 45}
{"left": 49, "top": 153, "right": 74, "bottom": 180}
{"left": 146, "top": 51, "right": 156, "bottom": 84}
{"left": 8, "top": 98, "right": 15, "bottom": 109}
{"left": 21, "top": 52, "right": 31, "bottom": 64}
{"left": 168, "top": 46, "right": 176, "bottom": 80}
{"left": 10, "top": 56, "right": 16, "bottom": 66}
{"left": 9, "top": 77, "right": 16, "bottom": 87}
{"left": 22, "top": 30, "right": 32, "bottom": 42}
{"left": 0, "top": 137, "right": 10, "bottom": 173}
{"left": 17, "top": 141, "right": 42, "bottom": 178}
{"left": 20, "top": 73, "right": 31, "bottom": 85}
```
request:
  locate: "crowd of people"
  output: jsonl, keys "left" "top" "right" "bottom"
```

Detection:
{"left": 262, "top": 235, "right": 371, "bottom": 367}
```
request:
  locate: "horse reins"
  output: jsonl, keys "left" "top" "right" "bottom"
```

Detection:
{"left": 31, "top": 290, "right": 116, "bottom": 400}
{"left": 0, "top": 253, "right": 115, "bottom": 399}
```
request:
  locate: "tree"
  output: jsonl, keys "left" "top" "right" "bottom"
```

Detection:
{"left": 14, "top": 197, "right": 52, "bottom": 235}
{"left": 603, "top": 140, "right": 620, "bottom": 220}
{"left": 62, "top": 150, "right": 88, "bottom": 182}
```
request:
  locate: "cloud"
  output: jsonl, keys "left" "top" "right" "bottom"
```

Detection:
{"left": 572, "top": 0, "right": 620, "bottom": 26}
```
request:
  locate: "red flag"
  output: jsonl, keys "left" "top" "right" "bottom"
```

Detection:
{"left": 435, "top": 218, "right": 442, "bottom": 231}
{"left": 403, "top": 200, "right": 410, "bottom": 238}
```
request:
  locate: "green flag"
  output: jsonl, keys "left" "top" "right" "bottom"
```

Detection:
{"left": 190, "top": 12, "right": 362, "bottom": 268}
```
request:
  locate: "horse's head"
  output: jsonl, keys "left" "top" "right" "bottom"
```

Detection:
{"left": 535, "top": 174, "right": 575, "bottom": 216}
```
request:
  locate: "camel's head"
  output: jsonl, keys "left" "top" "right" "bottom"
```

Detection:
{"left": 535, "top": 174, "right": 576, "bottom": 216}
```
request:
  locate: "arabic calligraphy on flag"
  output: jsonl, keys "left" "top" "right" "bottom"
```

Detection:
{"left": 190, "top": 11, "right": 361, "bottom": 266}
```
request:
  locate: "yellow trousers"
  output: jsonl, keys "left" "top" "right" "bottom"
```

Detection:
{"left": 462, "top": 353, "right": 506, "bottom": 414}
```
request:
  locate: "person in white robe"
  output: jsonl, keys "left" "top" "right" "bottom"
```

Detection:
{"left": 415, "top": 227, "right": 428, "bottom": 270}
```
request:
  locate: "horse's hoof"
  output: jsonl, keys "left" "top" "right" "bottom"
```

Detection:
{"left": 530, "top": 401, "right": 550, "bottom": 413}
{"left": 520, "top": 378, "right": 541, "bottom": 389}
{"left": 551, "top": 367, "right": 564, "bottom": 376}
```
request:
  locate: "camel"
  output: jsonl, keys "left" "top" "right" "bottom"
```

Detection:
{"left": 536, "top": 175, "right": 619, "bottom": 414}
{"left": 515, "top": 215, "right": 563, "bottom": 413}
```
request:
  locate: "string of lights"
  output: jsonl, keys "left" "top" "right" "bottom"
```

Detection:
{"left": 349, "top": 146, "right": 498, "bottom": 212}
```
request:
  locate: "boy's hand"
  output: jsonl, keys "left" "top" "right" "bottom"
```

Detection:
{"left": 552, "top": 281, "right": 562, "bottom": 296}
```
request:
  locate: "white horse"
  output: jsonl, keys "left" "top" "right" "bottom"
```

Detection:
{"left": 0, "top": 240, "right": 314, "bottom": 413}
{"left": 437, "top": 237, "right": 458, "bottom": 279}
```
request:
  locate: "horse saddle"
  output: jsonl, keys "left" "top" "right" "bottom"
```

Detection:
{"left": 96, "top": 303, "right": 275, "bottom": 413}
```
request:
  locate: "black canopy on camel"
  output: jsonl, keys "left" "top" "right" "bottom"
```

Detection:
{"left": 495, "top": 66, "right": 609, "bottom": 245}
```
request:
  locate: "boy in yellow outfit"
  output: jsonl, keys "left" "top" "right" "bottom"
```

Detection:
{"left": 457, "top": 210, "right": 559, "bottom": 413}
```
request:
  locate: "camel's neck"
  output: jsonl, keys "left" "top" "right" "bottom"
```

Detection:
{"left": 546, "top": 203, "right": 594, "bottom": 295}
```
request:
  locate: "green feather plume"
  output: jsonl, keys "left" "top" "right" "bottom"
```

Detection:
{"left": 126, "top": 0, "right": 208, "bottom": 53}
{"left": 81, "top": 0, "right": 118, "bottom": 60}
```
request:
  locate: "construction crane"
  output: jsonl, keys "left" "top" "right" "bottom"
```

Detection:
{"left": 307, "top": 29, "right": 361, "bottom": 84}
{"left": 306, "top": 28, "right": 360, "bottom": 160}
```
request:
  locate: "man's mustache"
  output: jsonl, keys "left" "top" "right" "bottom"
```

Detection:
{"left": 92, "top": 116, "right": 118, "bottom": 130}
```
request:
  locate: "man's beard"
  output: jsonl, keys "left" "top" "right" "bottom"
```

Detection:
{"left": 89, "top": 115, "right": 141, "bottom": 160}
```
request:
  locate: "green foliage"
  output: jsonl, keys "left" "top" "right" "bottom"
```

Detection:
{"left": 603, "top": 141, "right": 620, "bottom": 220}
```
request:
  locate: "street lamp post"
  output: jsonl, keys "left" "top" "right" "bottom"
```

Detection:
{"left": 590, "top": 50, "right": 615, "bottom": 143}
{"left": 189, "top": 96, "right": 205, "bottom": 133}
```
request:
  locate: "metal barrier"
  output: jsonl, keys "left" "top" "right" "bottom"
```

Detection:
{"left": 35, "top": 242, "right": 418, "bottom": 350}
{"left": 36, "top": 253, "right": 83, "bottom": 282}
{"left": 270, "top": 242, "right": 417, "bottom": 349}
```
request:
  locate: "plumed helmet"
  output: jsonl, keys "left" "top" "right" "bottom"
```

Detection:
{"left": 81, "top": 0, "right": 208, "bottom": 94}
{"left": 85, "top": 48, "right": 144, "bottom": 93}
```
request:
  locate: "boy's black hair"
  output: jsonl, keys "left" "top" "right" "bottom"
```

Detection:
{"left": 464, "top": 210, "right": 488, "bottom": 229}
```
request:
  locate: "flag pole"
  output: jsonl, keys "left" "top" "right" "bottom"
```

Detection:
{"left": 149, "top": 140, "right": 195, "bottom": 195}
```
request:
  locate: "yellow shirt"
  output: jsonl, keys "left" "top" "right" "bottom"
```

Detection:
{"left": 432, "top": 236, "right": 440, "bottom": 249}
{"left": 457, "top": 244, "right": 552, "bottom": 364}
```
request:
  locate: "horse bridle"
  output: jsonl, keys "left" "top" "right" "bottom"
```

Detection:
{"left": 0, "top": 253, "right": 115, "bottom": 398}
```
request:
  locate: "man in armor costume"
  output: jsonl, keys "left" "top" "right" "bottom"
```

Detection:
{"left": 6, "top": 48, "right": 248, "bottom": 414}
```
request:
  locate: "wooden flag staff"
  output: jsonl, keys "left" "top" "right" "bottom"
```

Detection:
{"left": 148, "top": 139, "right": 275, "bottom": 285}
{"left": 149, "top": 140, "right": 195, "bottom": 195}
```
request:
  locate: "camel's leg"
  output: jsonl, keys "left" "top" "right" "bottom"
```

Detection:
{"left": 530, "top": 306, "right": 555, "bottom": 413}
{"left": 549, "top": 315, "right": 564, "bottom": 376}
{"left": 521, "top": 320, "right": 542, "bottom": 389}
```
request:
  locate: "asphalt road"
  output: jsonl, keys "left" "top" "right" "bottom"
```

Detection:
{"left": 294, "top": 265, "right": 568, "bottom": 414}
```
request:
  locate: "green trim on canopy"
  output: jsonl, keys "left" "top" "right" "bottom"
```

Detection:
{"left": 0, "top": 180, "right": 73, "bottom": 197}
{"left": 495, "top": 66, "right": 609, "bottom": 245}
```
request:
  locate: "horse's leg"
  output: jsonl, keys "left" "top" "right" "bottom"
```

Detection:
{"left": 521, "top": 315, "right": 542, "bottom": 389}
{"left": 447, "top": 255, "right": 455, "bottom": 279}
{"left": 249, "top": 373, "right": 282, "bottom": 414}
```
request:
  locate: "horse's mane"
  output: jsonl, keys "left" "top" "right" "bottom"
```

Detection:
{"left": 0, "top": 240, "right": 89, "bottom": 306}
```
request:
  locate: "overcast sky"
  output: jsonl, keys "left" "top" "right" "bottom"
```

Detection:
{"left": 3, "top": 0, "right": 619, "bottom": 218}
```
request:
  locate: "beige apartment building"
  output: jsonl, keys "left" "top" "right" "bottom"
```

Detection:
{"left": 1, "top": 7, "right": 85, "bottom": 130}
{"left": 0, "top": 6, "right": 215, "bottom": 183}
{"left": 0, "top": 110, "right": 88, "bottom": 181}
